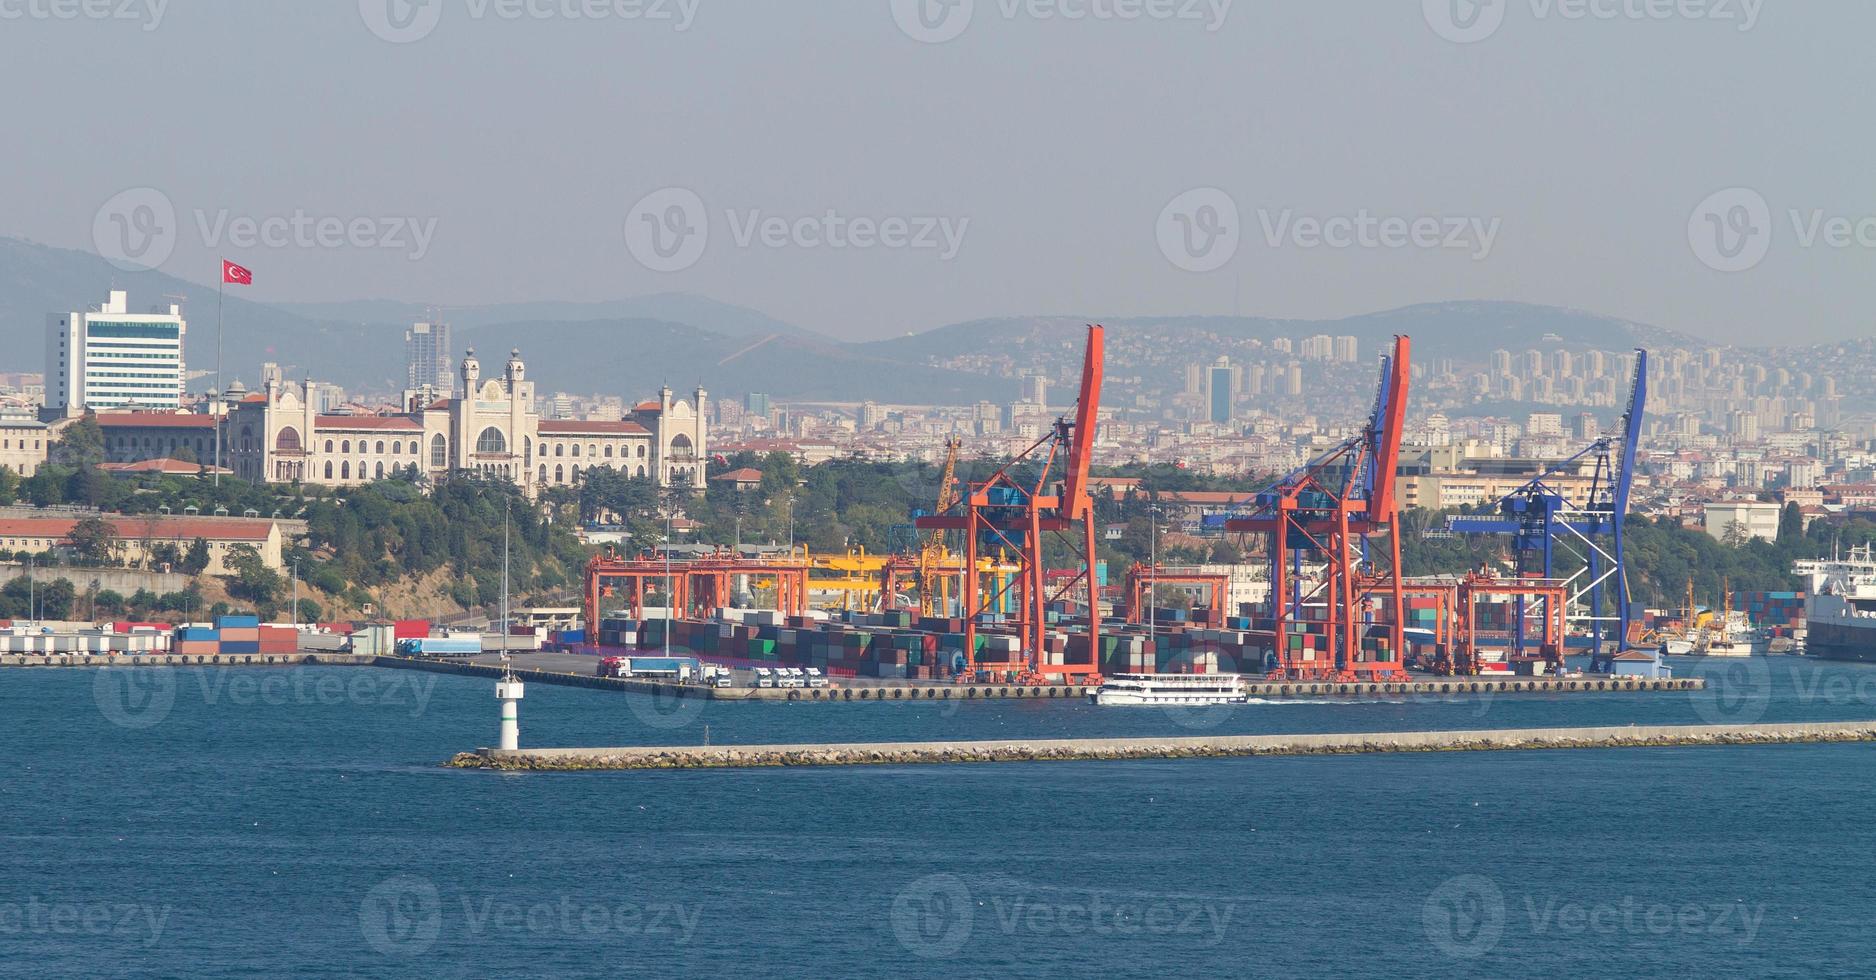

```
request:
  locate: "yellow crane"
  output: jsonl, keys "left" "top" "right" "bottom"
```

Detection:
{"left": 918, "top": 437, "right": 963, "bottom": 616}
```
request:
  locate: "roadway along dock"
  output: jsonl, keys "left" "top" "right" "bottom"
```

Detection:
{"left": 449, "top": 720, "right": 1876, "bottom": 771}
{"left": 378, "top": 653, "right": 1702, "bottom": 702}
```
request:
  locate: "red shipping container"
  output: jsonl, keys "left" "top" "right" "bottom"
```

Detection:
{"left": 393, "top": 619, "right": 431, "bottom": 639}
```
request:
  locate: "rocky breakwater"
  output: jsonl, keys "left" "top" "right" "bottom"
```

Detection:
{"left": 447, "top": 721, "right": 1876, "bottom": 771}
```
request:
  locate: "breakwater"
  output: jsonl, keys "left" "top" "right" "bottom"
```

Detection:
{"left": 448, "top": 720, "right": 1876, "bottom": 771}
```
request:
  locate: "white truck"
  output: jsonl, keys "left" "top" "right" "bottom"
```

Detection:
{"left": 754, "top": 667, "right": 776, "bottom": 689}
{"left": 803, "top": 667, "right": 830, "bottom": 688}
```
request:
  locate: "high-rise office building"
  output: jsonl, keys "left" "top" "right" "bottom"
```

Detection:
{"left": 45, "top": 290, "right": 186, "bottom": 417}
{"left": 1206, "top": 358, "right": 1234, "bottom": 424}
{"left": 405, "top": 321, "right": 453, "bottom": 394}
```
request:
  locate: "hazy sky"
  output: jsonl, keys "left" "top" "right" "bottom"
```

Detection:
{"left": 3, "top": 0, "right": 1869, "bottom": 344}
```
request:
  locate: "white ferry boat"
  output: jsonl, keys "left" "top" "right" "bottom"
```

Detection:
{"left": 1796, "top": 545, "right": 1876, "bottom": 662}
{"left": 1089, "top": 673, "right": 1247, "bottom": 707}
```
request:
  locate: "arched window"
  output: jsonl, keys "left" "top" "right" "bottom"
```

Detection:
{"left": 571, "top": 443, "right": 581, "bottom": 458}
{"left": 341, "top": 461, "right": 350, "bottom": 480}
{"left": 476, "top": 427, "right": 507, "bottom": 454}
{"left": 325, "top": 439, "right": 334, "bottom": 453}
{"left": 555, "top": 464, "right": 564, "bottom": 483}
{"left": 276, "top": 427, "right": 302, "bottom": 452}
{"left": 324, "top": 461, "right": 333, "bottom": 479}
{"left": 670, "top": 433, "right": 694, "bottom": 459}
{"left": 604, "top": 445, "right": 613, "bottom": 458}
{"left": 375, "top": 462, "right": 385, "bottom": 479}
{"left": 430, "top": 434, "right": 447, "bottom": 468}
{"left": 588, "top": 444, "right": 597, "bottom": 458}
{"left": 538, "top": 464, "right": 547, "bottom": 483}
{"left": 636, "top": 465, "right": 646, "bottom": 478}
{"left": 375, "top": 440, "right": 385, "bottom": 454}
{"left": 572, "top": 465, "right": 581, "bottom": 481}
{"left": 555, "top": 444, "right": 564, "bottom": 457}
{"left": 637, "top": 444, "right": 647, "bottom": 459}
{"left": 524, "top": 437, "right": 532, "bottom": 467}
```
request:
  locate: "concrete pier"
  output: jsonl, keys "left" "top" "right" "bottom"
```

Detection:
{"left": 382, "top": 655, "right": 1702, "bottom": 703}
{"left": 0, "top": 653, "right": 375, "bottom": 668}
{"left": 448, "top": 720, "right": 1876, "bottom": 771}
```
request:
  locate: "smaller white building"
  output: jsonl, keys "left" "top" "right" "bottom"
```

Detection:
{"left": 1703, "top": 500, "right": 1782, "bottom": 543}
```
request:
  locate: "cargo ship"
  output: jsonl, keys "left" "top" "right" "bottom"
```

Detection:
{"left": 1796, "top": 545, "right": 1876, "bottom": 662}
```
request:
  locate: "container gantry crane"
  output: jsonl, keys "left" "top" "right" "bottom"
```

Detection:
{"left": 916, "top": 324, "right": 1106, "bottom": 682}
{"left": 1226, "top": 336, "right": 1412, "bottom": 682}
{"left": 1445, "top": 349, "right": 1647, "bottom": 673}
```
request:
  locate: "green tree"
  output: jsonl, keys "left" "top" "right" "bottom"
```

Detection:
{"left": 181, "top": 537, "right": 212, "bottom": 576}
{"left": 224, "top": 545, "right": 282, "bottom": 603}
{"left": 94, "top": 589, "right": 126, "bottom": 616}
{"left": 49, "top": 415, "right": 105, "bottom": 468}
{"left": 67, "top": 515, "right": 116, "bottom": 565}
{"left": 38, "top": 578, "right": 76, "bottom": 620}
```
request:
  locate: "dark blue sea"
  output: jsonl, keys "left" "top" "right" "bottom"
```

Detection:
{"left": 5, "top": 655, "right": 1875, "bottom": 978}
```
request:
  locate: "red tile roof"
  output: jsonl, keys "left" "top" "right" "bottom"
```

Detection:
{"left": 713, "top": 467, "right": 764, "bottom": 483}
{"left": 95, "top": 413, "right": 214, "bottom": 429}
{"left": 0, "top": 515, "right": 275, "bottom": 542}
{"left": 633, "top": 401, "right": 663, "bottom": 412}
{"left": 100, "top": 458, "right": 232, "bottom": 475}
{"left": 315, "top": 415, "right": 423, "bottom": 431}
{"left": 539, "top": 419, "right": 650, "bottom": 435}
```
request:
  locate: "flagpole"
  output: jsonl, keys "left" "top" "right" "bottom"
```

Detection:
{"left": 214, "top": 259, "right": 224, "bottom": 488}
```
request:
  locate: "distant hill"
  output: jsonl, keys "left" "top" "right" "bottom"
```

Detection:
{"left": 860, "top": 301, "right": 1701, "bottom": 365}
{"left": 0, "top": 237, "right": 1710, "bottom": 406}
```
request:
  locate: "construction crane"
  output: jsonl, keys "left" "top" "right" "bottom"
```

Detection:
{"left": 1226, "top": 336, "right": 1412, "bottom": 682}
{"left": 916, "top": 324, "right": 1105, "bottom": 682}
{"left": 916, "top": 436, "right": 963, "bottom": 616}
{"left": 1445, "top": 350, "right": 1647, "bottom": 673}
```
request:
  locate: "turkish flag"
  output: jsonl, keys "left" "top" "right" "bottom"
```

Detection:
{"left": 222, "top": 260, "right": 253, "bottom": 285}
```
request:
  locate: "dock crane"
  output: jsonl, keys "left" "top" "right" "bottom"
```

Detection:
{"left": 915, "top": 436, "right": 963, "bottom": 616}
{"left": 1445, "top": 350, "right": 1648, "bottom": 673}
{"left": 916, "top": 325, "right": 1105, "bottom": 682}
{"left": 1226, "top": 336, "right": 1413, "bottom": 682}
